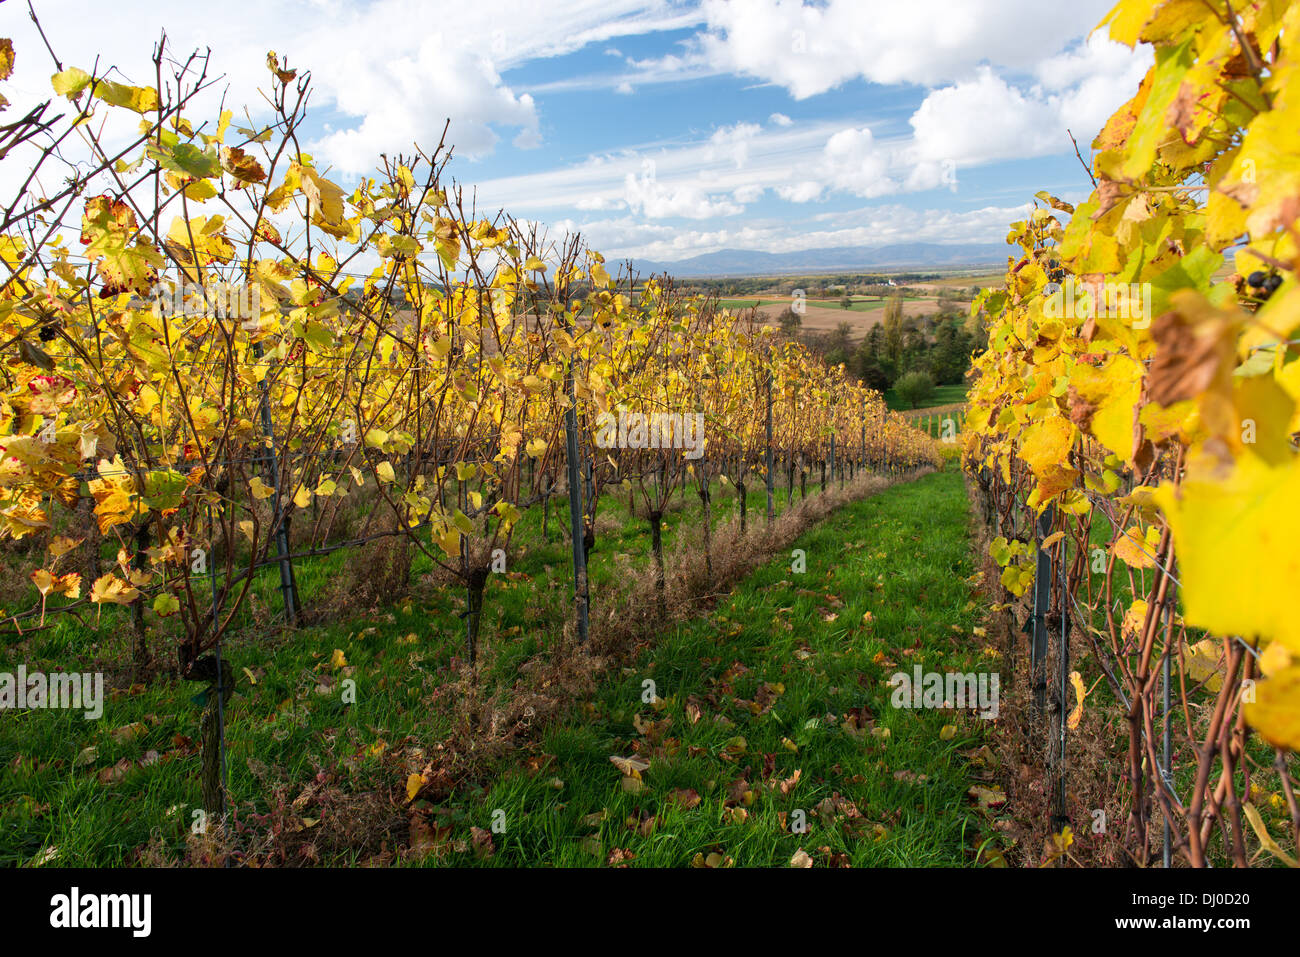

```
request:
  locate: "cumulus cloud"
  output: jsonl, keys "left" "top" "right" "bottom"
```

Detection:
{"left": 706, "top": 122, "right": 763, "bottom": 168}
{"left": 1038, "top": 33, "right": 1153, "bottom": 138}
{"left": 902, "top": 36, "right": 1151, "bottom": 182}
{"left": 819, "top": 127, "right": 895, "bottom": 198}
{"left": 4, "top": 0, "right": 700, "bottom": 177}
{"left": 624, "top": 161, "right": 744, "bottom": 219}
{"left": 313, "top": 35, "right": 540, "bottom": 172}
{"left": 776, "top": 181, "right": 823, "bottom": 203}
{"left": 907, "top": 68, "right": 1062, "bottom": 167}
{"left": 695, "top": 0, "right": 1122, "bottom": 96}
{"left": 3, "top": 0, "right": 1153, "bottom": 267}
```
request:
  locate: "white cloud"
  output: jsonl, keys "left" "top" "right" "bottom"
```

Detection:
{"left": 3, "top": 0, "right": 703, "bottom": 178}
{"left": 907, "top": 69, "right": 1061, "bottom": 167}
{"left": 1, "top": 0, "right": 1150, "bottom": 274}
{"left": 903, "top": 36, "right": 1150, "bottom": 177}
{"left": 1038, "top": 33, "right": 1152, "bottom": 139}
{"left": 819, "top": 127, "right": 895, "bottom": 198}
{"left": 313, "top": 35, "right": 541, "bottom": 172}
{"left": 576, "top": 195, "right": 626, "bottom": 211}
{"left": 563, "top": 202, "right": 1025, "bottom": 261}
{"left": 695, "top": 0, "right": 1122, "bottom": 96}
{"left": 469, "top": 121, "right": 845, "bottom": 214}
{"left": 521, "top": 50, "right": 718, "bottom": 95}
{"left": 776, "top": 181, "right": 823, "bottom": 203}
{"left": 624, "top": 161, "right": 744, "bottom": 218}
{"left": 707, "top": 122, "right": 762, "bottom": 168}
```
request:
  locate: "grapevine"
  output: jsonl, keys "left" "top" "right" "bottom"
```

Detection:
{"left": 964, "top": 0, "right": 1300, "bottom": 866}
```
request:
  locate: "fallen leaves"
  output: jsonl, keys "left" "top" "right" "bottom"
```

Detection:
{"left": 776, "top": 769, "right": 802, "bottom": 796}
{"left": 1066, "top": 671, "right": 1088, "bottom": 731}
{"left": 407, "top": 816, "right": 453, "bottom": 861}
{"left": 667, "top": 788, "right": 701, "bottom": 810}
{"left": 968, "top": 785, "right": 1007, "bottom": 812}
{"left": 691, "top": 849, "right": 734, "bottom": 868}
{"left": 609, "top": 754, "right": 650, "bottom": 779}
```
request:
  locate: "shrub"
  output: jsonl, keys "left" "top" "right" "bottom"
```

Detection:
{"left": 894, "top": 371, "right": 935, "bottom": 409}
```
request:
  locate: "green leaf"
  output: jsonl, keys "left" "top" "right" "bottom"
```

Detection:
{"left": 142, "top": 469, "right": 187, "bottom": 511}
{"left": 1122, "top": 38, "right": 1194, "bottom": 179}
{"left": 148, "top": 141, "right": 221, "bottom": 180}
{"left": 302, "top": 320, "right": 334, "bottom": 353}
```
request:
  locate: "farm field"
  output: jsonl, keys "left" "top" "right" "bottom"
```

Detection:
{"left": 718, "top": 295, "right": 954, "bottom": 341}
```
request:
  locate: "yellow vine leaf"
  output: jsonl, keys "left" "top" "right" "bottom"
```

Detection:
{"left": 31, "top": 569, "right": 80, "bottom": 599}
{"left": 87, "top": 455, "right": 146, "bottom": 533}
{"left": 248, "top": 477, "right": 275, "bottom": 500}
{"left": 89, "top": 573, "right": 139, "bottom": 606}
{"left": 1067, "top": 671, "right": 1087, "bottom": 730}
{"left": 1183, "top": 638, "right": 1225, "bottom": 692}
{"left": 1016, "top": 416, "right": 1078, "bottom": 505}
{"left": 1244, "top": 666, "right": 1300, "bottom": 753}
{"left": 1068, "top": 356, "right": 1142, "bottom": 462}
{"left": 1111, "top": 525, "right": 1159, "bottom": 569}
{"left": 1242, "top": 801, "right": 1299, "bottom": 868}
{"left": 433, "top": 526, "right": 461, "bottom": 558}
{"left": 1154, "top": 454, "right": 1300, "bottom": 654}
{"left": 405, "top": 773, "right": 423, "bottom": 802}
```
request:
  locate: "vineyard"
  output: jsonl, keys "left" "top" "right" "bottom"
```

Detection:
{"left": 964, "top": 0, "right": 1299, "bottom": 867}
{"left": 0, "top": 26, "right": 941, "bottom": 863}
{"left": 0, "top": 0, "right": 1297, "bottom": 878}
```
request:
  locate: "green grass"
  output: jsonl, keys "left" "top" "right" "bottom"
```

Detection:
{"left": 427, "top": 467, "right": 1001, "bottom": 867}
{"left": 884, "top": 384, "right": 968, "bottom": 412}
{"left": 0, "top": 467, "right": 1005, "bottom": 867}
{"left": 0, "top": 474, "right": 886, "bottom": 866}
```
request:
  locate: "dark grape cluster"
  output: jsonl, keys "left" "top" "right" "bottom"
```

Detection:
{"left": 37, "top": 324, "right": 59, "bottom": 342}
{"left": 1246, "top": 270, "right": 1283, "bottom": 301}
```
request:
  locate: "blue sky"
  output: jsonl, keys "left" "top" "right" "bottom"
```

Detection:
{"left": 7, "top": 0, "right": 1152, "bottom": 265}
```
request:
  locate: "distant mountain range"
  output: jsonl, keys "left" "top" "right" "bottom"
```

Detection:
{"left": 625, "top": 242, "right": 1011, "bottom": 278}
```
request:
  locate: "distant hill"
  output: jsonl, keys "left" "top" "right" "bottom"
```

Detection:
{"left": 625, "top": 242, "right": 1010, "bottom": 278}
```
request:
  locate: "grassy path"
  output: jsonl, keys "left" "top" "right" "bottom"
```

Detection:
{"left": 435, "top": 467, "right": 1001, "bottom": 867}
